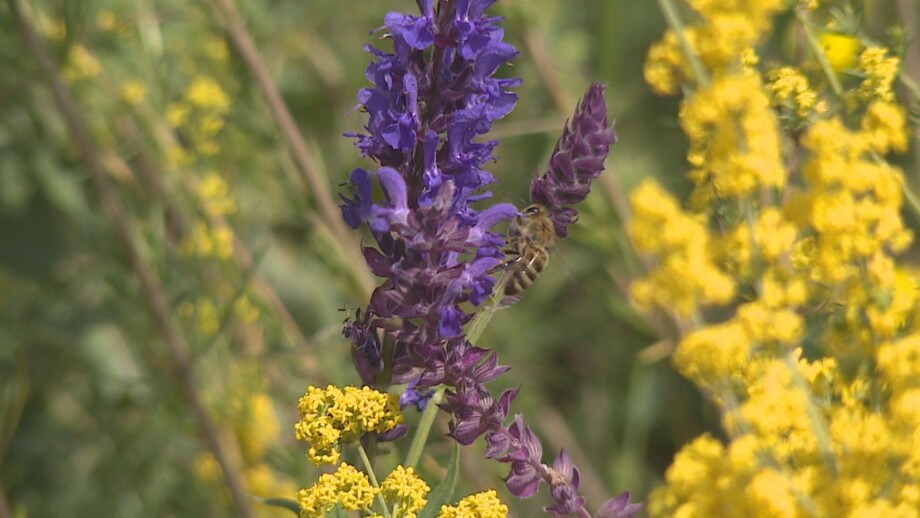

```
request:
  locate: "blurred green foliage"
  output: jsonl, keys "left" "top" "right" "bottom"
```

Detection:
{"left": 0, "top": 0, "right": 715, "bottom": 516}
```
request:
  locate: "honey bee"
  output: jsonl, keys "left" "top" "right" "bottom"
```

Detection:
{"left": 496, "top": 203, "right": 557, "bottom": 296}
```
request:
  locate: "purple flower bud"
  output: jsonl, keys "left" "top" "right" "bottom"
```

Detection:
{"left": 376, "top": 423, "right": 409, "bottom": 443}
{"left": 504, "top": 459, "right": 542, "bottom": 498}
{"left": 543, "top": 450, "right": 586, "bottom": 516}
{"left": 343, "top": 309, "right": 383, "bottom": 385}
{"left": 340, "top": 168, "right": 373, "bottom": 229}
{"left": 399, "top": 378, "right": 434, "bottom": 411}
{"left": 529, "top": 82, "right": 616, "bottom": 237}
{"left": 595, "top": 492, "right": 644, "bottom": 518}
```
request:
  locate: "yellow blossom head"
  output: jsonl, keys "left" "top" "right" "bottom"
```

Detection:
{"left": 438, "top": 490, "right": 508, "bottom": 518}
{"left": 297, "top": 463, "right": 377, "bottom": 516}
{"left": 294, "top": 385, "right": 403, "bottom": 465}
{"left": 380, "top": 465, "right": 429, "bottom": 517}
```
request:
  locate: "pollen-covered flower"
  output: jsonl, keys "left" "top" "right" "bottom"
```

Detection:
{"left": 294, "top": 385, "right": 403, "bottom": 465}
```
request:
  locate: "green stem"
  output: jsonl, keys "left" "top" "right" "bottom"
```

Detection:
{"left": 357, "top": 444, "right": 392, "bottom": 518}
{"left": 464, "top": 272, "right": 509, "bottom": 345}
{"left": 795, "top": 5, "right": 844, "bottom": 98}
{"left": 656, "top": 0, "right": 710, "bottom": 88}
{"left": 404, "top": 387, "right": 445, "bottom": 469}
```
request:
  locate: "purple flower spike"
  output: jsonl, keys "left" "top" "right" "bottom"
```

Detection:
{"left": 340, "top": 1, "right": 639, "bottom": 516}
{"left": 341, "top": 0, "right": 521, "bottom": 392}
{"left": 530, "top": 82, "right": 616, "bottom": 237}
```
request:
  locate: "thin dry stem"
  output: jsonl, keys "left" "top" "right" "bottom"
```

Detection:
{"left": 203, "top": 0, "right": 375, "bottom": 298}
{"left": 0, "top": 486, "right": 10, "bottom": 518}
{"left": 522, "top": 29, "right": 573, "bottom": 113}
{"left": 114, "top": 114, "right": 327, "bottom": 381}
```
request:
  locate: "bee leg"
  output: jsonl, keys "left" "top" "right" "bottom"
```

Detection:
{"left": 488, "top": 255, "right": 521, "bottom": 274}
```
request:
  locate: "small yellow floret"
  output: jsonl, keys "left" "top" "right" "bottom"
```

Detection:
{"left": 858, "top": 47, "right": 900, "bottom": 102}
{"left": 297, "top": 463, "right": 377, "bottom": 517}
{"left": 438, "top": 490, "right": 508, "bottom": 518}
{"left": 295, "top": 385, "right": 403, "bottom": 466}
{"left": 186, "top": 76, "right": 231, "bottom": 112}
{"left": 380, "top": 465, "right": 430, "bottom": 517}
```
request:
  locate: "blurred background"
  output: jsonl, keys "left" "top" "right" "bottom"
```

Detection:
{"left": 8, "top": 0, "right": 911, "bottom": 516}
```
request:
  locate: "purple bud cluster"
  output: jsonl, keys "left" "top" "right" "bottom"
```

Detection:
{"left": 339, "top": 1, "right": 639, "bottom": 515}
{"left": 530, "top": 83, "right": 617, "bottom": 238}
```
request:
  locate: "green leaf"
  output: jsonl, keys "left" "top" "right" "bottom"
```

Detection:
{"left": 418, "top": 442, "right": 460, "bottom": 518}
{"left": 254, "top": 496, "right": 300, "bottom": 515}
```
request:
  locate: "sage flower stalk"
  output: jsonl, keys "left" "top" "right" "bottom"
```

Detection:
{"left": 340, "top": 1, "right": 641, "bottom": 515}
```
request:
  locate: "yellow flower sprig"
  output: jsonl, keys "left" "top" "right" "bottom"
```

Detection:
{"left": 438, "top": 490, "right": 509, "bottom": 518}
{"left": 294, "top": 385, "right": 403, "bottom": 466}
{"left": 639, "top": 1, "right": 920, "bottom": 516}
{"left": 297, "top": 463, "right": 378, "bottom": 516}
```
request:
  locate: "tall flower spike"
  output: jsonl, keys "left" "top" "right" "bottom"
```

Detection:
{"left": 530, "top": 82, "right": 616, "bottom": 238}
{"left": 341, "top": 0, "right": 519, "bottom": 388}
{"left": 341, "top": 1, "right": 639, "bottom": 515}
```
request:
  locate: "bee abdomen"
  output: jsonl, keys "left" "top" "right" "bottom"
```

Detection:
{"left": 505, "top": 248, "right": 549, "bottom": 295}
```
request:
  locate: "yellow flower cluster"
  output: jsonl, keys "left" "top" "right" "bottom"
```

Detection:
{"left": 377, "top": 465, "right": 430, "bottom": 517}
{"left": 118, "top": 79, "right": 147, "bottom": 106}
{"left": 643, "top": 0, "right": 784, "bottom": 94}
{"left": 681, "top": 73, "right": 785, "bottom": 203}
{"left": 652, "top": 346, "right": 920, "bottom": 516}
{"left": 640, "top": 1, "right": 920, "bottom": 516}
{"left": 166, "top": 76, "right": 231, "bottom": 158}
{"left": 857, "top": 47, "right": 900, "bottom": 102}
{"left": 177, "top": 294, "right": 260, "bottom": 337}
{"left": 438, "top": 490, "right": 509, "bottom": 518}
{"left": 628, "top": 179, "right": 734, "bottom": 317}
{"left": 196, "top": 172, "right": 238, "bottom": 217}
{"left": 181, "top": 222, "right": 234, "bottom": 260}
{"left": 297, "top": 463, "right": 378, "bottom": 516}
{"left": 296, "top": 462, "right": 505, "bottom": 518}
{"left": 180, "top": 172, "right": 238, "bottom": 261}
{"left": 194, "top": 374, "right": 296, "bottom": 517}
{"left": 62, "top": 44, "right": 101, "bottom": 83}
{"left": 766, "top": 67, "right": 820, "bottom": 119}
{"left": 673, "top": 302, "right": 802, "bottom": 395}
{"left": 294, "top": 385, "right": 403, "bottom": 465}
{"left": 178, "top": 297, "right": 220, "bottom": 336}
